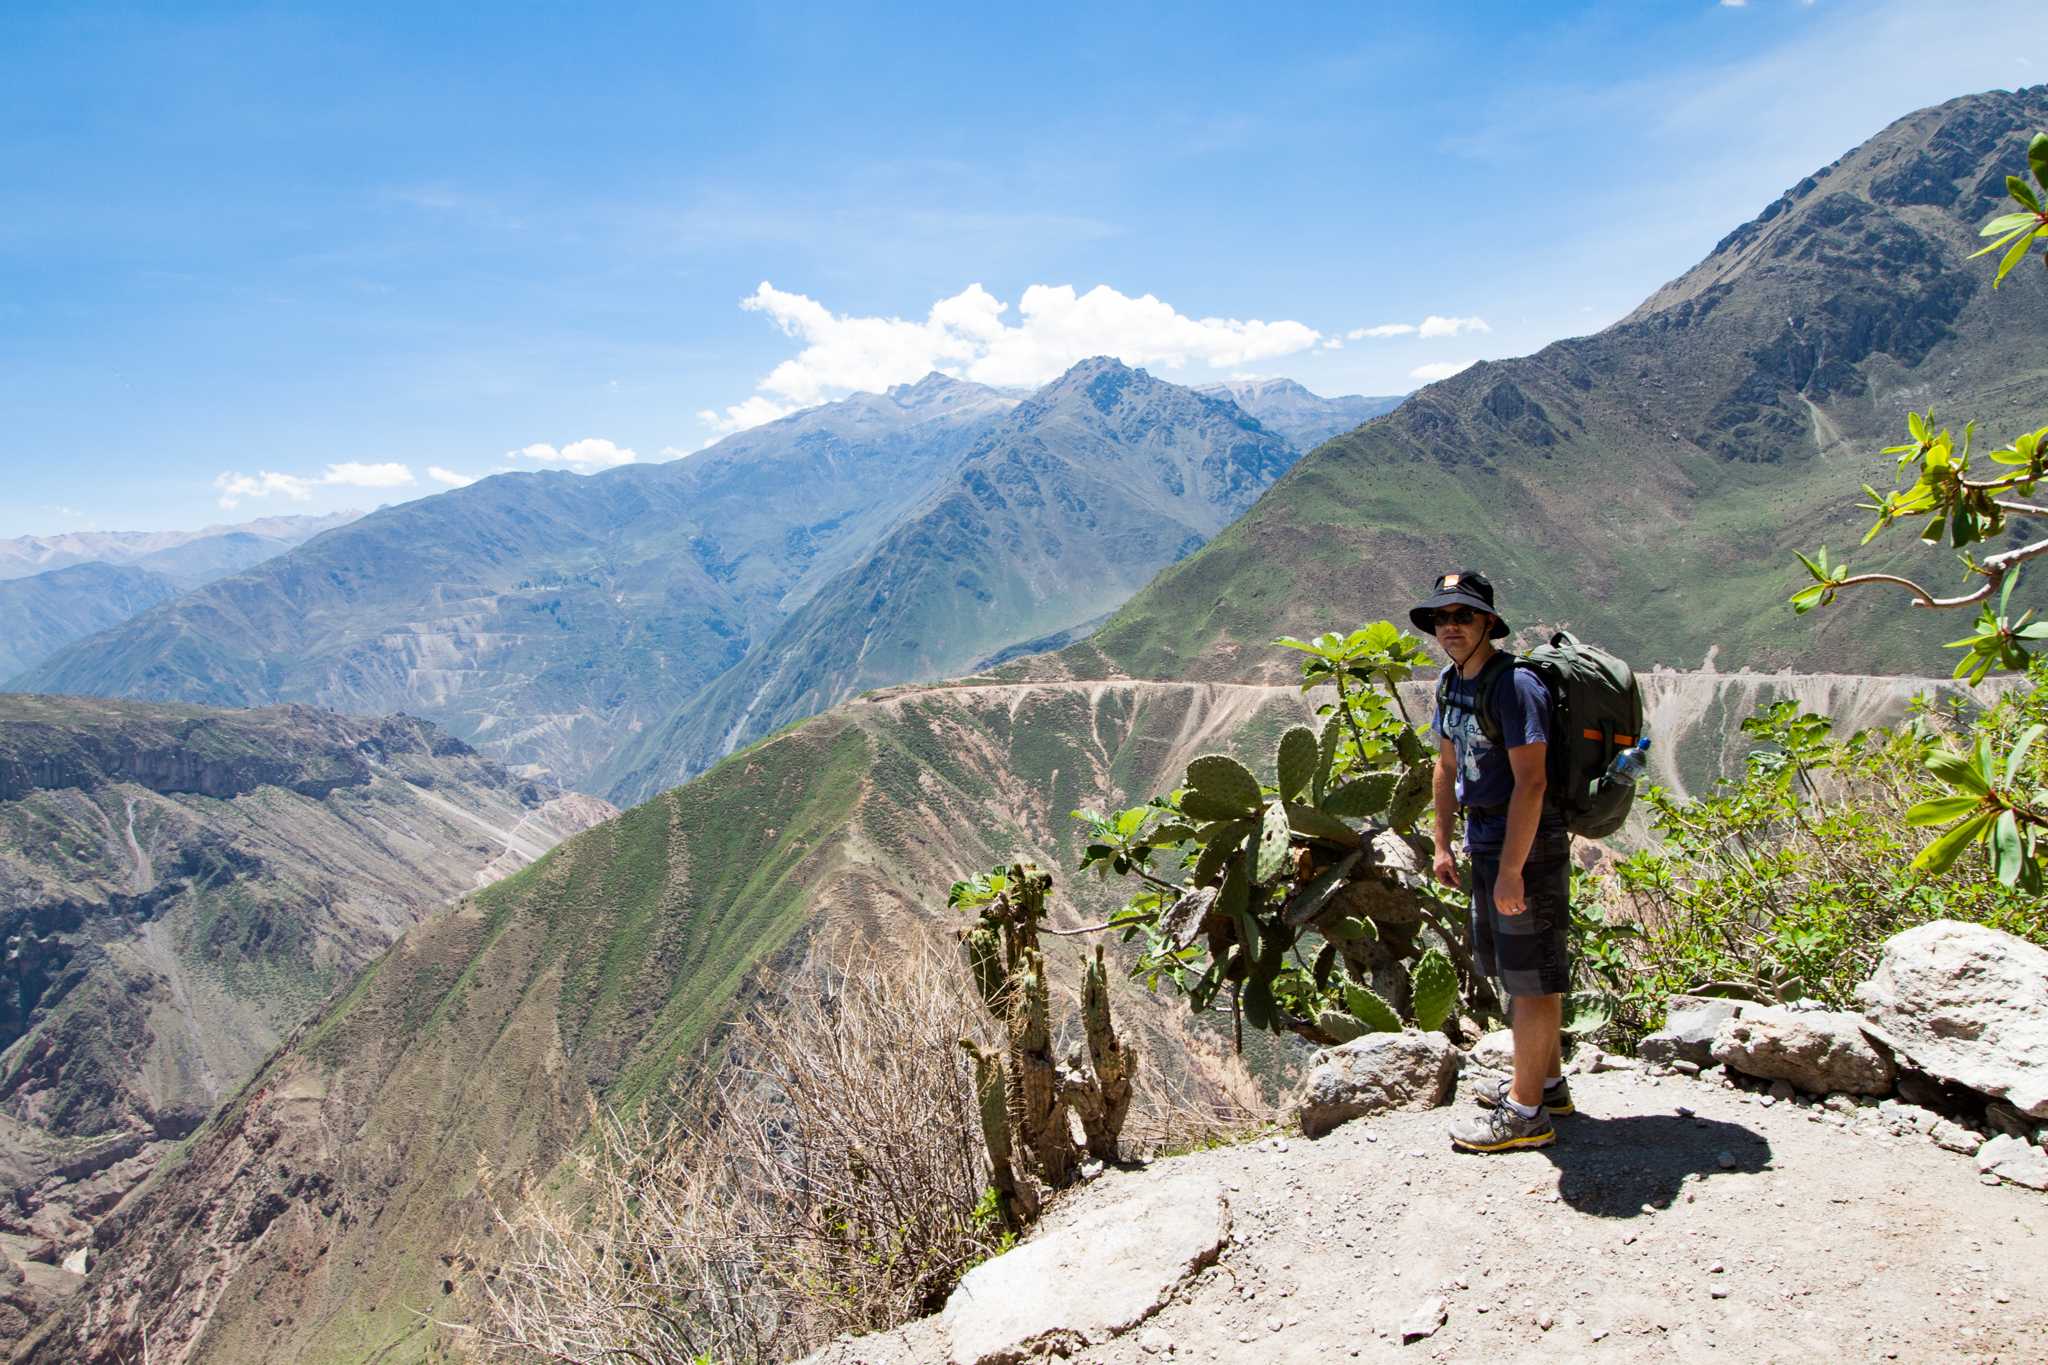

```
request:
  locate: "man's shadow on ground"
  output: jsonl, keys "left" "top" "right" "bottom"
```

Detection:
{"left": 1477, "top": 1114, "right": 1774, "bottom": 1219}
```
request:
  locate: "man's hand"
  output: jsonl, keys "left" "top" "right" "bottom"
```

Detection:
{"left": 1494, "top": 864, "right": 1527, "bottom": 915}
{"left": 1432, "top": 849, "right": 1461, "bottom": 889}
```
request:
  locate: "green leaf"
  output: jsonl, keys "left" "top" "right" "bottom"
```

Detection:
{"left": 1904, "top": 795, "right": 1982, "bottom": 827}
{"left": 1563, "top": 993, "right": 1613, "bottom": 1037}
{"left": 1315, "top": 1008, "right": 1367, "bottom": 1043}
{"left": 1388, "top": 760, "right": 1435, "bottom": 832}
{"left": 1276, "top": 726, "right": 1318, "bottom": 803}
{"left": 1926, "top": 748, "right": 1992, "bottom": 796}
{"left": 1994, "top": 223, "right": 2041, "bottom": 287}
{"left": 2031, "top": 131, "right": 2048, "bottom": 190}
{"left": 1344, "top": 983, "right": 1401, "bottom": 1033}
{"left": 2006, "top": 723, "right": 2045, "bottom": 785}
{"left": 2010, "top": 176, "right": 2045, "bottom": 214}
{"left": 1981, "top": 210, "right": 2040, "bottom": 236}
{"left": 1408, "top": 947, "right": 1459, "bottom": 1032}
{"left": 1284, "top": 801, "right": 1363, "bottom": 846}
{"left": 1255, "top": 800, "right": 1293, "bottom": 884}
{"left": 1217, "top": 854, "right": 1249, "bottom": 922}
{"left": 1992, "top": 810, "right": 2025, "bottom": 887}
{"left": 1313, "top": 714, "right": 1343, "bottom": 803}
{"left": 1185, "top": 754, "right": 1262, "bottom": 814}
{"left": 1192, "top": 819, "right": 1252, "bottom": 884}
{"left": 1912, "top": 811, "right": 1996, "bottom": 874}
{"left": 1322, "top": 772, "right": 1396, "bottom": 819}
{"left": 1322, "top": 914, "right": 1377, "bottom": 942}
{"left": 1182, "top": 787, "right": 1255, "bottom": 823}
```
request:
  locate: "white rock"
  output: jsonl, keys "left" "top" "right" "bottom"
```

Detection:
{"left": 1640, "top": 995, "right": 1746, "bottom": 1067}
{"left": 1977, "top": 1134, "right": 2048, "bottom": 1191}
{"left": 1711, "top": 1007, "right": 1895, "bottom": 1095}
{"left": 1137, "top": 1327, "right": 1172, "bottom": 1356}
{"left": 1400, "top": 1295, "right": 1448, "bottom": 1342}
{"left": 1858, "top": 921, "right": 2048, "bottom": 1119}
{"left": 941, "top": 1176, "right": 1231, "bottom": 1365}
{"left": 1295, "top": 1030, "right": 1461, "bottom": 1138}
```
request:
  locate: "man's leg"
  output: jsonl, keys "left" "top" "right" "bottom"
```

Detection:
{"left": 1509, "top": 992, "right": 1563, "bottom": 1109}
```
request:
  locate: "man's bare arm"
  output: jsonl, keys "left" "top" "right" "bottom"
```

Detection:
{"left": 1431, "top": 735, "right": 1460, "bottom": 887}
{"left": 1494, "top": 741, "right": 1549, "bottom": 912}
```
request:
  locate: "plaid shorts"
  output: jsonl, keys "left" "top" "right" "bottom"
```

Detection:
{"left": 1468, "top": 840, "right": 1572, "bottom": 998}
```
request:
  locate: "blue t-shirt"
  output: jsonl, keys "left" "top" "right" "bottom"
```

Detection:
{"left": 1431, "top": 655, "right": 1564, "bottom": 854}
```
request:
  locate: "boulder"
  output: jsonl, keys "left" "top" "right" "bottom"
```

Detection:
{"left": 1858, "top": 921, "right": 2048, "bottom": 1119}
{"left": 1710, "top": 1008, "right": 1894, "bottom": 1096}
{"left": 941, "top": 1175, "right": 1230, "bottom": 1365}
{"left": 1469, "top": 1029, "right": 1515, "bottom": 1072}
{"left": 1640, "top": 995, "right": 1745, "bottom": 1068}
{"left": 1296, "top": 1030, "right": 1460, "bottom": 1138}
{"left": 1976, "top": 1134, "right": 2048, "bottom": 1191}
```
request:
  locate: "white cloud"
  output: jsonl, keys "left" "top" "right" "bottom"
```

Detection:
{"left": 1349, "top": 316, "right": 1492, "bottom": 341}
{"left": 508, "top": 438, "right": 638, "bottom": 471}
{"left": 1721, "top": 0, "right": 1749, "bottom": 7}
{"left": 322, "top": 461, "right": 415, "bottom": 488}
{"left": 701, "top": 281, "right": 1326, "bottom": 434}
{"left": 1416, "top": 315, "right": 1492, "bottom": 339}
{"left": 1410, "top": 360, "right": 1477, "bottom": 382}
{"left": 698, "top": 394, "right": 801, "bottom": 436}
{"left": 427, "top": 466, "right": 478, "bottom": 488}
{"left": 213, "top": 461, "right": 417, "bottom": 508}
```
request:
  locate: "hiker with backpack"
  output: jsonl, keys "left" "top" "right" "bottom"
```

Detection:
{"left": 1410, "top": 570, "right": 1645, "bottom": 1153}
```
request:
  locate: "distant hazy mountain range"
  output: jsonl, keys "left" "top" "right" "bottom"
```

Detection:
{"left": 0, "top": 512, "right": 361, "bottom": 584}
{"left": 598, "top": 358, "right": 1300, "bottom": 801}
{"left": 0, "top": 512, "right": 362, "bottom": 679}
{"left": 1195, "top": 377, "right": 1402, "bottom": 450}
{"left": 23, "top": 364, "right": 1323, "bottom": 799}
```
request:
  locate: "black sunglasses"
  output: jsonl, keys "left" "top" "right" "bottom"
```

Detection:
{"left": 1433, "top": 607, "right": 1482, "bottom": 626}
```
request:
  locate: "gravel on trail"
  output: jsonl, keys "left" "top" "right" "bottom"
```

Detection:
{"left": 804, "top": 1065, "right": 2048, "bottom": 1365}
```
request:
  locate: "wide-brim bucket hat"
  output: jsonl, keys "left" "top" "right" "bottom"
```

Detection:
{"left": 1408, "top": 569, "right": 1510, "bottom": 639}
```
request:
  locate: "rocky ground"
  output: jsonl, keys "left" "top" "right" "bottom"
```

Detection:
{"left": 805, "top": 1059, "right": 2048, "bottom": 1365}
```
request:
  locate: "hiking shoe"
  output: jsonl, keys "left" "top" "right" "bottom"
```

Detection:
{"left": 1450, "top": 1102, "right": 1557, "bottom": 1153}
{"left": 1474, "top": 1075, "right": 1575, "bottom": 1116}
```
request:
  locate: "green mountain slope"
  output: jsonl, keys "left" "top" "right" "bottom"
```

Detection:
{"left": 0, "top": 694, "right": 610, "bottom": 1320}
{"left": 1040, "top": 87, "right": 2048, "bottom": 687}
{"left": 26, "top": 678, "right": 1317, "bottom": 1365}
{"left": 599, "top": 359, "right": 1302, "bottom": 803}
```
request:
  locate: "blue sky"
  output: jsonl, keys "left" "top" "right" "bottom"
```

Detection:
{"left": 2, "top": 0, "right": 2043, "bottom": 536}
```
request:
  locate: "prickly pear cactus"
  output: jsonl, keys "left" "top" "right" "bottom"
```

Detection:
{"left": 952, "top": 862, "right": 1134, "bottom": 1214}
{"left": 1072, "top": 622, "right": 1493, "bottom": 1050}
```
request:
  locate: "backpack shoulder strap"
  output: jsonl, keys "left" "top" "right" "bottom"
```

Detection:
{"left": 1471, "top": 651, "right": 1517, "bottom": 748}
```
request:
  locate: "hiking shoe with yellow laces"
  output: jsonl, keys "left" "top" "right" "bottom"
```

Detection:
{"left": 1449, "top": 1101, "right": 1557, "bottom": 1153}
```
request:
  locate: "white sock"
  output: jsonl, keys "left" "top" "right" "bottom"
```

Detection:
{"left": 1506, "top": 1097, "right": 1541, "bottom": 1119}
{"left": 1545, "top": 1075, "right": 1563, "bottom": 1088}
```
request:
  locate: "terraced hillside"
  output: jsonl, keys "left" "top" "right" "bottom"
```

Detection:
{"left": 1035, "top": 86, "right": 2048, "bottom": 689}
{"left": 0, "top": 694, "right": 611, "bottom": 1332}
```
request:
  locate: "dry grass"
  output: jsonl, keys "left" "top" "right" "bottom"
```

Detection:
{"left": 474, "top": 933, "right": 1269, "bottom": 1365}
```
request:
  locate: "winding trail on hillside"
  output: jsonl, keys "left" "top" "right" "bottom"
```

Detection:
{"left": 122, "top": 797, "right": 153, "bottom": 896}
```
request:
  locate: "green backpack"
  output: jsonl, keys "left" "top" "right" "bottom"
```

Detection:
{"left": 1436, "top": 631, "right": 1646, "bottom": 839}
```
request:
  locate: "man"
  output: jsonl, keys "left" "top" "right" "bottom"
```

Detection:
{"left": 1410, "top": 570, "right": 1573, "bottom": 1153}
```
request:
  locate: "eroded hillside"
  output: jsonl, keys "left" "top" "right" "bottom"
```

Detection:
{"left": 0, "top": 694, "right": 611, "bottom": 1335}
